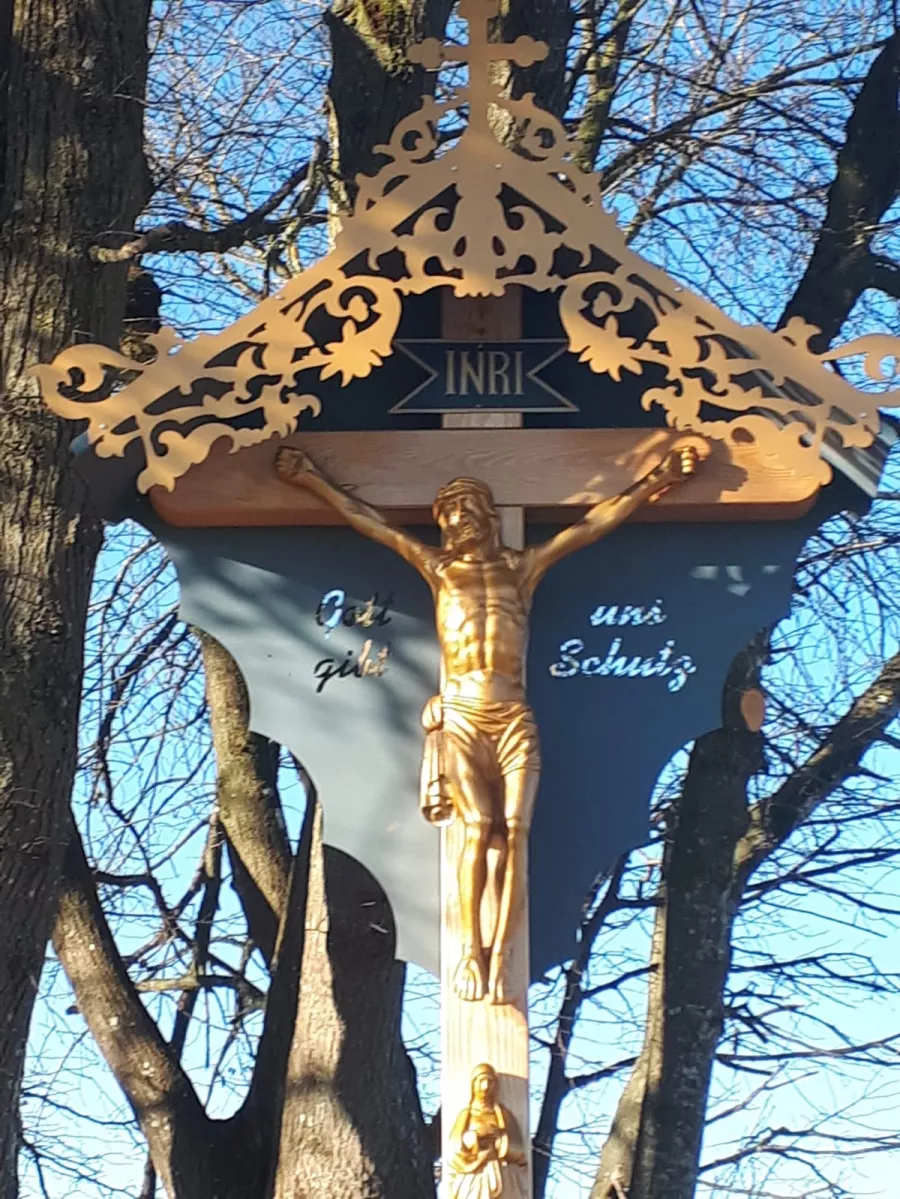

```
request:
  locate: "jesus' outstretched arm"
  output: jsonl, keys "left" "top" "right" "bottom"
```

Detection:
{"left": 521, "top": 442, "right": 701, "bottom": 590}
{"left": 275, "top": 446, "right": 438, "bottom": 581}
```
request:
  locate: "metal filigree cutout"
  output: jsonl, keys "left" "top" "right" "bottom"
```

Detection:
{"left": 36, "top": 0, "right": 900, "bottom": 490}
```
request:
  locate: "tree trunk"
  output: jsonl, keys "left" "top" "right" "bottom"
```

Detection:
{"left": 273, "top": 804, "right": 434, "bottom": 1199}
{"left": 198, "top": 635, "right": 434, "bottom": 1196}
{"left": 779, "top": 30, "right": 900, "bottom": 348}
{"left": 199, "top": 631, "right": 290, "bottom": 965}
{"left": 626, "top": 727, "right": 759, "bottom": 1199}
{"left": 590, "top": 726, "right": 761, "bottom": 1199}
{"left": 53, "top": 825, "right": 218, "bottom": 1199}
{"left": 325, "top": 0, "right": 454, "bottom": 211}
{"left": 0, "top": 3, "right": 149, "bottom": 1192}
{"left": 591, "top": 910, "right": 664, "bottom": 1198}
{"left": 592, "top": 644, "right": 767, "bottom": 1199}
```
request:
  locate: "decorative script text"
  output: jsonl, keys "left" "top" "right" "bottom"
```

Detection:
{"left": 549, "top": 599, "right": 696, "bottom": 693}
{"left": 313, "top": 588, "right": 393, "bottom": 693}
{"left": 316, "top": 588, "right": 393, "bottom": 638}
{"left": 314, "top": 640, "right": 391, "bottom": 694}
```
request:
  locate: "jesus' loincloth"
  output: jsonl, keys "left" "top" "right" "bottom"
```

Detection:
{"left": 420, "top": 693, "right": 541, "bottom": 824}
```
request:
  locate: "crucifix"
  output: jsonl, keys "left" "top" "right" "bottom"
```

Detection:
{"left": 408, "top": 0, "right": 548, "bottom": 134}
{"left": 275, "top": 448, "right": 698, "bottom": 1005}
{"left": 35, "top": 0, "right": 890, "bottom": 1186}
{"left": 276, "top": 439, "right": 698, "bottom": 1196}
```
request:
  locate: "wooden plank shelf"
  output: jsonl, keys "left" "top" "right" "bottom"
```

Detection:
{"left": 149, "top": 427, "right": 819, "bottom": 528}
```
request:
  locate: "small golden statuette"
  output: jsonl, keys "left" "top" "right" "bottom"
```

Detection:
{"left": 448, "top": 1064, "right": 527, "bottom": 1198}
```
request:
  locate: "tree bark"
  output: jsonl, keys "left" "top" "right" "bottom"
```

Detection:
{"left": 273, "top": 804, "right": 433, "bottom": 1199}
{"left": 199, "top": 631, "right": 290, "bottom": 965}
{"left": 779, "top": 30, "right": 900, "bottom": 347}
{"left": 54, "top": 818, "right": 277, "bottom": 1199}
{"left": 199, "top": 634, "right": 433, "bottom": 1196}
{"left": 592, "top": 915, "right": 663, "bottom": 1199}
{"left": 0, "top": 3, "right": 149, "bottom": 1193}
{"left": 325, "top": 0, "right": 454, "bottom": 211}
{"left": 592, "top": 641, "right": 767, "bottom": 1199}
{"left": 495, "top": 0, "right": 574, "bottom": 120}
{"left": 625, "top": 727, "right": 759, "bottom": 1199}
{"left": 590, "top": 726, "right": 761, "bottom": 1199}
{"left": 53, "top": 826, "right": 217, "bottom": 1198}
{"left": 571, "top": 0, "right": 644, "bottom": 173}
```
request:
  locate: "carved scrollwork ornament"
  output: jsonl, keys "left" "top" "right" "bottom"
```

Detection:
{"left": 36, "top": 0, "right": 898, "bottom": 489}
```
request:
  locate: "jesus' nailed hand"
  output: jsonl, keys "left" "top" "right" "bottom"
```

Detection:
{"left": 275, "top": 441, "right": 700, "bottom": 1004}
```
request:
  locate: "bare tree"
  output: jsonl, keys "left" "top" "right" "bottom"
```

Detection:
{"left": 9, "top": 1, "right": 900, "bottom": 1198}
{"left": 0, "top": 4, "right": 150, "bottom": 1194}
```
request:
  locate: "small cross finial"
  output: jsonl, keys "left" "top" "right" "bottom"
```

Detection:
{"left": 409, "top": 0, "right": 547, "bottom": 83}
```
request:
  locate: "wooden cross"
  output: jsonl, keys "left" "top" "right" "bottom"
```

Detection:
{"left": 150, "top": 287, "right": 814, "bottom": 1199}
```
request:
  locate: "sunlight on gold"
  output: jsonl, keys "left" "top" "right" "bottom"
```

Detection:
{"left": 36, "top": 0, "right": 897, "bottom": 491}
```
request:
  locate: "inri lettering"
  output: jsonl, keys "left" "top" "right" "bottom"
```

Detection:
{"left": 444, "top": 349, "right": 525, "bottom": 397}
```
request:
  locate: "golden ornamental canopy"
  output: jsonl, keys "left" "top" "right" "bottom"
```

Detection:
{"left": 36, "top": 0, "right": 899, "bottom": 492}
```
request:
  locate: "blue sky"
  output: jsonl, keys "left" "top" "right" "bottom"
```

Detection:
{"left": 18, "top": 1, "right": 900, "bottom": 1195}
{"left": 22, "top": 495, "right": 900, "bottom": 1197}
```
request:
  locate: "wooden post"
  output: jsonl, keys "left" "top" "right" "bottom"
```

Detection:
{"left": 439, "top": 289, "right": 531, "bottom": 1198}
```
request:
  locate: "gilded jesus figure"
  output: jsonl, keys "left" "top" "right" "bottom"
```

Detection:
{"left": 276, "top": 443, "right": 698, "bottom": 1004}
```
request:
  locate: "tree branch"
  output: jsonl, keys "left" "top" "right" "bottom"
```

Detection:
{"left": 533, "top": 857, "right": 629, "bottom": 1199}
{"left": 240, "top": 783, "right": 316, "bottom": 1136}
{"left": 735, "top": 648, "right": 900, "bottom": 884}
{"left": 779, "top": 30, "right": 900, "bottom": 346}
{"left": 91, "top": 139, "right": 328, "bottom": 264}
{"left": 199, "top": 631, "right": 291, "bottom": 964}
{"left": 599, "top": 43, "right": 883, "bottom": 192}
{"left": 568, "top": 1056, "right": 639, "bottom": 1092}
{"left": 868, "top": 252, "right": 900, "bottom": 299}
{"left": 52, "top": 820, "right": 214, "bottom": 1197}
{"left": 572, "top": 0, "right": 647, "bottom": 174}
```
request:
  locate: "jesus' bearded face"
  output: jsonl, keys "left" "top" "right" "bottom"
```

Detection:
{"left": 434, "top": 480, "right": 499, "bottom": 554}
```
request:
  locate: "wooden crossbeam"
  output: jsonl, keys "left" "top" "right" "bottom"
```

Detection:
{"left": 149, "top": 427, "right": 819, "bottom": 528}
